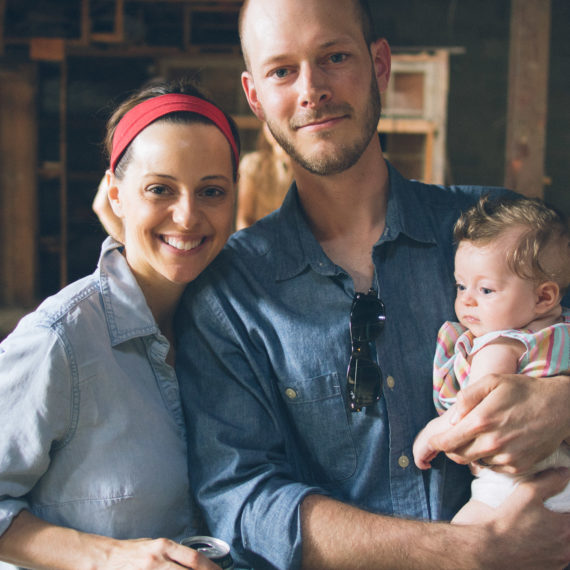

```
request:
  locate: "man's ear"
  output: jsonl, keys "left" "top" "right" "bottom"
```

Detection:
{"left": 535, "top": 281, "right": 561, "bottom": 314}
{"left": 370, "top": 38, "right": 391, "bottom": 93}
{"left": 106, "top": 170, "right": 124, "bottom": 218}
{"left": 241, "top": 71, "right": 266, "bottom": 121}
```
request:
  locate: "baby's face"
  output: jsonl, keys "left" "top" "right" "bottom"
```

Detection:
{"left": 454, "top": 231, "right": 539, "bottom": 337}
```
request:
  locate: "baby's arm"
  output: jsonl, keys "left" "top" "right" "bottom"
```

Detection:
{"left": 414, "top": 337, "right": 525, "bottom": 470}
{"left": 467, "top": 337, "right": 524, "bottom": 385}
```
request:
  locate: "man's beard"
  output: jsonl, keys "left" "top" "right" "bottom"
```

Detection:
{"left": 265, "top": 68, "right": 382, "bottom": 177}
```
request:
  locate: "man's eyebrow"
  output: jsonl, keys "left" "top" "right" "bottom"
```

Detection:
{"left": 259, "top": 38, "right": 354, "bottom": 67}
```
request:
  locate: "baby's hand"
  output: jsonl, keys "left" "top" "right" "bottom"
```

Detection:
{"left": 413, "top": 408, "right": 458, "bottom": 469}
{"left": 413, "top": 427, "right": 439, "bottom": 470}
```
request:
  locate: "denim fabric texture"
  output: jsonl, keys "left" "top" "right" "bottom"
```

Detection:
{"left": 0, "top": 237, "right": 201, "bottom": 544}
{"left": 176, "top": 163, "right": 517, "bottom": 569}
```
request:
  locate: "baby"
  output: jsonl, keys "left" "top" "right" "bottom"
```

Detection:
{"left": 413, "top": 194, "right": 570, "bottom": 523}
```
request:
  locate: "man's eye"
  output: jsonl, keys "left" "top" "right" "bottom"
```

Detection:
{"left": 273, "top": 68, "right": 289, "bottom": 79}
{"left": 329, "top": 53, "right": 347, "bottom": 63}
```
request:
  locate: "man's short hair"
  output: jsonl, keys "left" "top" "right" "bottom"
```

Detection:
{"left": 239, "top": 0, "right": 378, "bottom": 71}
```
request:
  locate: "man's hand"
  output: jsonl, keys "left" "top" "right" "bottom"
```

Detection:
{"left": 479, "top": 468, "right": 570, "bottom": 568}
{"left": 428, "top": 374, "right": 570, "bottom": 474}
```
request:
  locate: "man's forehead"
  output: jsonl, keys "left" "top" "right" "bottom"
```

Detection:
{"left": 242, "top": 0, "right": 363, "bottom": 61}
{"left": 242, "top": 0, "right": 358, "bottom": 35}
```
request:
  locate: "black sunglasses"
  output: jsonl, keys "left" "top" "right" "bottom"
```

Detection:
{"left": 346, "top": 289, "right": 386, "bottom": 412}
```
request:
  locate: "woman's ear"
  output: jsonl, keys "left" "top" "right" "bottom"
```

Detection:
{"left": 535, "top": 281, "right": 561, "bottom": 314}
{"left": 106, "top": 170, "right": 123, "bottom": 218}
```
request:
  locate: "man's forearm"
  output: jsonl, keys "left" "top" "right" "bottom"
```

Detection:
{"left": 300, "top": 494, "right": 483, "bottom": 569}
{"left": 300, "top": 473, "right": 570, "bottom": 570}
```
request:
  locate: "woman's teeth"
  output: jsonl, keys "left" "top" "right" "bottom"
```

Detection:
{"left": 163, "top": 236, "right": 202, "bottom": 251}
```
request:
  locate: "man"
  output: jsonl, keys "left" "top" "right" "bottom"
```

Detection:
{"left": 176, "top": 0, "right": 570, "bottom": 567}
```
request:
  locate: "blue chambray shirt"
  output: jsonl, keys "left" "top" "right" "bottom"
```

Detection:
{"left": 176, "top": 164, "right": 510, "bottom": 569}
{"left": 0, "top": 238, "right": 202, "bottom": 550}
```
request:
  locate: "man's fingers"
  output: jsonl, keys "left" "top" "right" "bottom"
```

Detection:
{"left": 450, "top": 375, "right": 499, "bottom": 424}
{"left": 516, "top": 468, "right": 570, "bottom": 504}
{"left": 428, "top": 410, "right": 487, "bottom": 459}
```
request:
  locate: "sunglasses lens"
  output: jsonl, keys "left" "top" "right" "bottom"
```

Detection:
{"left": 350, "top": 295, "right": 386, "bottom": 342}
{"left": 347, "top": 291, "right": 385, "bottom": 412}
{"left": 347, "top": 352, "right": 382, "bottom": 411}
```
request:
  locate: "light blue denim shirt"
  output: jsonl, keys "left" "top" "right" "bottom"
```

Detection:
{"left": 176, "top": 164, "right": 514, "bottom": 569}
{"left": 0, "top": 237, "right": 202, "bottom": 547}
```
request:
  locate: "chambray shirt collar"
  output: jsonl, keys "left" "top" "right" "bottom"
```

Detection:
{"left": 97, "top": 237, "right": 159, "bottom": 346}
{"left": 274, "top": 161, "right": 437, "bottom": 282}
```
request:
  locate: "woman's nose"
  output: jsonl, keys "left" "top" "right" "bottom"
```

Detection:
{"left": 172, "top": 197, "right": 199, "bottom": 229}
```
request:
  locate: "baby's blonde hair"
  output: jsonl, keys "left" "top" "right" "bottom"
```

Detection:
{"left": 454, "top": 195, "right": 570, "bottom": 294}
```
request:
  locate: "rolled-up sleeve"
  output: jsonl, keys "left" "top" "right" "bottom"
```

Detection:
{"left": 177, "top": 288, "right": 325, "bottom": 570}
{"left": 0, "top": 320, "right": 74, "bottom": 536}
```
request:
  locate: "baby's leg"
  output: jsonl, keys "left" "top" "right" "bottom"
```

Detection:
{"left": 452, "top": 499, "right": 496, "bottom": 525}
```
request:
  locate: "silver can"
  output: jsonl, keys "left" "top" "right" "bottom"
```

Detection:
{"left": 181, "top": 535, "right": 234, "bottom": 569}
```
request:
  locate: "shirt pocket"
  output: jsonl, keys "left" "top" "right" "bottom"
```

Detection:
{"left": 278, "top": 372, "right": 357, "bottom": 483}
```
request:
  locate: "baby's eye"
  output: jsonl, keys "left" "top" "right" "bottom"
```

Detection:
{"left": 455, "top": 283, "right": 466, "bottom": 292}
{"left": 481, "top": 287, "right": 494, "bottom": 295}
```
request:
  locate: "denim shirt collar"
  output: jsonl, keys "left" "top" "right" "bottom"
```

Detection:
{"left": 97, "top": 237, "right": 159, "bottom": 346}
{"left": 274, "top": 161, "right": 437, "bottom": 282}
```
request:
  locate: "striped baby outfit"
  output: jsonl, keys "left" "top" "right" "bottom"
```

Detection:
{"left": 433, "top": 308, "right": 570, "bottom": 415}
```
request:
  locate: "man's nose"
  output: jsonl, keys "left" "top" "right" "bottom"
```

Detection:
{"left": 299, "top": 63, "right": 331, "bottom": 108}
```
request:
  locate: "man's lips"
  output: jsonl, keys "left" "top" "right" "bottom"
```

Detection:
{"left": 294, "top": 115, "right": 346, "bottom": 130}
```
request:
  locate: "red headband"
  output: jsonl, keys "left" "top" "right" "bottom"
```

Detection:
{"left": 110, "top": 93, "right": 239, "bottom": 173}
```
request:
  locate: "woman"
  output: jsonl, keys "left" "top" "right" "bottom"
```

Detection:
{"left": 0, "top": 79, "right": 240, "bottom": 569}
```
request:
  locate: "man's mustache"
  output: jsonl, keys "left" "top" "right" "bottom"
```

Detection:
{"left": 290, "top": 103, "right": 353, "bottom": 129}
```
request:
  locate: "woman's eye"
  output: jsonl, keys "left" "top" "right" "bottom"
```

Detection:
{"left": 200, "top": 186, "right": 225, "bottom": 199}
{"left": 147, "top": 185, "right": 169, "bottom": 196}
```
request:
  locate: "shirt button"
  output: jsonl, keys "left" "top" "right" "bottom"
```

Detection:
{"left": 398, "top": 455, "right": 410, "bottom": 469}
{"left": 386, "top": 375, "right": 396, "bottom": 389}
{"left": 285, "top": 388, "right": 297, "bottom": 400}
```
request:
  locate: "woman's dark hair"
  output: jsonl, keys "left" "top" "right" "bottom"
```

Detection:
{"left": 105, "top": 78, "right": 241, "bottom": 180}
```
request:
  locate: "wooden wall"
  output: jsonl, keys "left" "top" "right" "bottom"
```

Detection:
{"left": 0, "top": 64, "right": 37, "bottom": 306}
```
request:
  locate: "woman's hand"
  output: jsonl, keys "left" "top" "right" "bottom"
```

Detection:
{"left": 102, "top": 537, "right": 220, "bottom": 569}
{"left": 0, "top": 510, "right": 220, "bottom": 569}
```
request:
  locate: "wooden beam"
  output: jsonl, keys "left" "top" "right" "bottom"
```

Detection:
{"left": 0, "top": 64, "right": 38, "bottom": 306}
{"left": 504, "top": 0, "right": 551, "bottom": 198}
{"left": 0, "top": 0, "right": 5, "bottom": 56}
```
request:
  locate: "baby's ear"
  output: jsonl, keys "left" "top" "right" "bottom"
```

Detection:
{"left": 535, "top": 281, "right": 561, "bottom": 313}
